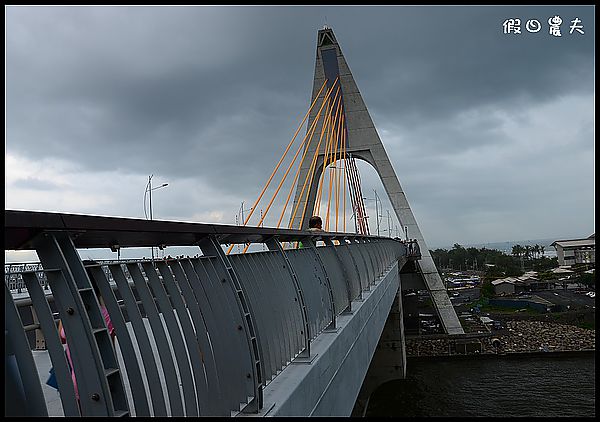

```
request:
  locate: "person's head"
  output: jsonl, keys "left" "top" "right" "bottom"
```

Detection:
{"left": 309, "top": 215, "right": 322, "bottom": 230}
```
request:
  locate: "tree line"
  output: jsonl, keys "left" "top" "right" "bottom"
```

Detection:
{"left": 430, "top": 243, "right": 558, "bottom": 276}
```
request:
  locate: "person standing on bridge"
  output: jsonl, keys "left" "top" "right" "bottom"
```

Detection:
{"left": 308, "top": 215, "right": 323, "bottom": 232}
{"left": 299, "top": 216, "right": 323, "bottom": 248}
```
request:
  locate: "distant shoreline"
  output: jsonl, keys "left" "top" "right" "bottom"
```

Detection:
{"left": 408, "top": 349, "right": 595, "bottom": 361}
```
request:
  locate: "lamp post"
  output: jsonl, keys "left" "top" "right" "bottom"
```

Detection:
{"left": 144, "top": 174, "right": 169, "bottom": 260}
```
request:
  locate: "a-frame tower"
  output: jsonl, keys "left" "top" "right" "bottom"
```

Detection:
{"left": 290, "top": 27, "right": 464, "bottom": 335}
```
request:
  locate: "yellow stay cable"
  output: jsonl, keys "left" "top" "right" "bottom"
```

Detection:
{"left": 290, "top": 86, "right": 341, "bottom": 232}
{"left": 325, "top": 102, "right": 343, "bottom": 231}
{"left": 342, "top": 120, "right": 347, "bottom": 232}
{"left": 335, "top": 114, "right": 345, "bottom": 232}
{"left": 281, "top": 90, "right": 340, "bottom": 249}
{"left": 315, "top": 93, "right": 343, "bottom": 216}
{"left": 276, "top": 93, "right": 333, "bottom": 229}
{"left": 227, "top": 79, "right": 328, "bottom": 254}
{"left": 242, "top": 79, "right": 338, "bottom": 253}
{"left": 314, "top": 94, "right": 339, "bottom": 215}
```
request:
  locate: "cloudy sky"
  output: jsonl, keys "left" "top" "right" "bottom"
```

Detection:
{"left": 5, "top": 5, "right": 595, "bottom": 257}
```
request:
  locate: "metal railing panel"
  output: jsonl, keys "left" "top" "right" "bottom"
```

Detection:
{"left": 251, "top": 252, "right": 303, "bottom": 363}
{"left": 334, "top": 243, "right": 362, "bottom": 301}
{"left": 195, "top": 257, "right": 254, "bottom": 411}
{"left": 252, "top": 252, "right": 296, "bottom": 365}
{"left": 149, "top": 261, "right": 202, "bottom": 416}
{"left": 262, "top": 251, "right": 304, "bottom": 359}
{"left": 229, "top": 253, "right": 278, "bottom": 383}
{"left": 5, "top": 283, "right": 49, "bottom": 417}
{"left": 20, "top": 271, "right": 80, "bottom": 416}
{"left": 246, "top": 252, "right": 291, "bottom": 370}
{"left": 107, "top": 264, "right": 168, "bottom": 416}
{"left": 312, "top": 247, "right": 350, "bottom": 315}
{"left": 285, "top": 248, "right": 332, "bottom": 337}
{"left": 126, "top": 263, "right": 184, "bottom": 416}
{"left": 87, "top": 265, "right": 151, "bottom": 416}
{"left": 346, "top": 242, "right": 370, "bottom": 291}
{"left": 197, "top": 235, "right": 263, "bottom": 413}
{"left": 178, "top": 259, "right": 230, "bottom": 415}
{"left": 35, "top": 234, "right": 124, "bottom": 416}
{"left": 166, "top": 260, "right": 222, "bottom": 415}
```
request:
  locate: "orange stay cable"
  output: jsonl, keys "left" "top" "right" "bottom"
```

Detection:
{"left": 342, "top": 123, "right": 347, "bottom": 232}
{"left": 242, "top": 79, "right": 338, "bottom": 253}
{"left": 314, "top": 92, "right": 341, "bottom": 215}
{"left": 293, "top": 88, "right": 341, "bottom": 231}
{"left": 325, "top": 101, "right": 343, "bottom": 230}
{"left": 275, "top": 90, "right": 331, "bottom": 228}
{"left": 291, "top": 84, "right": 341, "bottom": 231}
{"left": 227, "top": 79, "right": 328, "bottom": 254}
{"left": 335, "top": 114, "right": 345, "bottom": 232}
{"left": 315, "top": 93, "right": 342, "bottom": 216}
{"left": 286, "top": 87, "right": 338, "bottom": 229}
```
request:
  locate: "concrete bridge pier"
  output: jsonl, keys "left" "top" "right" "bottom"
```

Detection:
{"left": 351, "top": 285, "right": 407, "bottom": 417}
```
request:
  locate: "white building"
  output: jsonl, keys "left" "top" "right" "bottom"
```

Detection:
{"left": 551, "top": 234, "right": 595, "bottom": 267}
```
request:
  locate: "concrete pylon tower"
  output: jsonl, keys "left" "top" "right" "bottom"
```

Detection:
{"left": 289, "top": 26, "right": 464, "bottom": 335}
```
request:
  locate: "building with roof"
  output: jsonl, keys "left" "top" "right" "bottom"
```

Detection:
{"left": 492, "top": 278, "right": 516, "bottom": 295}
{"left": 551, "top": 234, "right": 595, "bottom": 267}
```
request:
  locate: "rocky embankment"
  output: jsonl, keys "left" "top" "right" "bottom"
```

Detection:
{"left": 406, "top": 320, "right": 595, "bottom": 357}
{"left": 485, "top": 320, "right": 595, "bottom": 354}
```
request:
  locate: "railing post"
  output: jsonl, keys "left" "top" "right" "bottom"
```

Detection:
{"left": 265, "top": 236, "right": 311, "bottom": 357}
{"left": 31, "top": 307, "right": 46, "bottom": 350}
{"left": 197, "top": 235, "right": 263, "bottom": 413}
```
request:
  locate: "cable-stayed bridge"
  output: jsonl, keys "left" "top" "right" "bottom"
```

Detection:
{"left": 5, "top": 27, "right": 463, "bottom": 417}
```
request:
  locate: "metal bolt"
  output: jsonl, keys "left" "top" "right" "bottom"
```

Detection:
{"left": 222, "top": 278, "right": 227, "bottom": 283}
{"left": 66, "top": 307, "right": 75, "bottom": 315}
{"left": 91, "top": 393, "right": 100, "bottom": 401}
{"left": 237, "top": 325, "right": 243, "bottom": 331}
{"left": 246, "top": 373, "right": 251, "bottom": 379}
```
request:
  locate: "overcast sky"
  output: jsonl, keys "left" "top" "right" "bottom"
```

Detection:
{"left": 5, "top": 5, "right": 595, "bottom": 258}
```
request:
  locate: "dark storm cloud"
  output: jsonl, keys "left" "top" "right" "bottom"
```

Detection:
{"left": 6, "top": 5, "right": 594, "bottom": 246}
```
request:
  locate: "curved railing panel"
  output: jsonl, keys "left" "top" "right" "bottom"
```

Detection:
{"left": 285, "top": 248, "right": 332, "bottom": 338}
{"left": 312, "top": 247, "right": 350, "bottom": 315}
{"left": 333, "top": 243, "right": 362, "bottom": 300}
{"left": 258, "top": 252, "right": 304, "bottom": 359}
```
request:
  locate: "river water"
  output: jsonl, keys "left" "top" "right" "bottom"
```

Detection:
{"left": 366, "top": 354, "right": 595, "bottom": 417}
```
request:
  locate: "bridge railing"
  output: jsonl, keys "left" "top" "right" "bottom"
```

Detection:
{"left": 5, "top": 210, "right": 407, "bottom": 417}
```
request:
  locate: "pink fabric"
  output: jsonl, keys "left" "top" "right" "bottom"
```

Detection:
{"left": 60, "top": 305, "right": 114, "bottom": 400}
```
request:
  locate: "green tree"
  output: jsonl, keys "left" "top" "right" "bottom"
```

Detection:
{"left": 577, "top": 272, "right": 595, "bottom": 289}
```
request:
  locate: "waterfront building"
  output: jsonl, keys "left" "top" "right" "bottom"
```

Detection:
{"left": 551, "top": 234, "right": 595, "bottom": 267}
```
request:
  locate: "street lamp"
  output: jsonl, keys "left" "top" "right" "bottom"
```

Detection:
{"left": 144, "top": 174, "right": 169, "bottom": 260}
